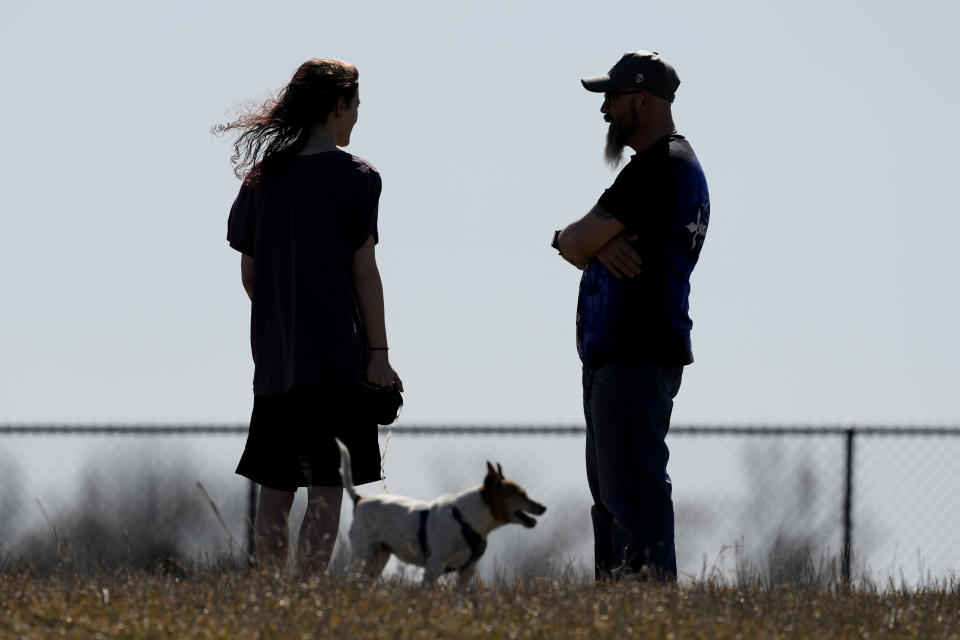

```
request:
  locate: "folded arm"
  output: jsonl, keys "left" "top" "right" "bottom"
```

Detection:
{"left": 556, "top": 205, "right": 643, "bottom": 278}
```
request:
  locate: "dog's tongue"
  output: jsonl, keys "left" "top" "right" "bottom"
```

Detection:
{"left": 515, "top": 511, "right": 537, "bottom": 527}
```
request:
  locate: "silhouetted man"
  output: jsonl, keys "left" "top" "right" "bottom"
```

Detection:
{"left": 552, "top": 50, "right": 710, "bottom": 580}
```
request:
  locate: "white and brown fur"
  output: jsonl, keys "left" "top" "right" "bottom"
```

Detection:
{"left": 335, "top": 438, "right": 546, "bottom": 587}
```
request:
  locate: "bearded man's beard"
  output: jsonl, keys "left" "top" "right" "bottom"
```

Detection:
{"left": 604, "top": 116, "right": 638, "bottom": 169}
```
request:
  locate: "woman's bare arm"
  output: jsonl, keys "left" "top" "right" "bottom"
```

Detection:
{"left": 352, "top": 235, "right": 403, "bottom": 390}
{"left": 241, "top": 254, "right": 254, "bottom": 301}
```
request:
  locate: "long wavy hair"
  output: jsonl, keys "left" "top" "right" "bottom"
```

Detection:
{"left": 214, "top": 59, "right": 359, "bottom": 184}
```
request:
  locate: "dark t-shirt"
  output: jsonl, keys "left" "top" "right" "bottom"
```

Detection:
{"left": 227, "top": 150, "right": 381, "bottom": 394}
{"left": 576, "top": 133, "right": 709, "bottom": 368}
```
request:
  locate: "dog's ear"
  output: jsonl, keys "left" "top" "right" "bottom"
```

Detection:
{"left": 496, "top": 462, "right": 504, "bottom": 478}
{"left": 485, "top": 461, "right": 501, "bottom": 486}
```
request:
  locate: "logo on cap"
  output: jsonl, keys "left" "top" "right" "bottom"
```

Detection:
{"left": 635, "top": 73, "right": 644, "bottom": 83}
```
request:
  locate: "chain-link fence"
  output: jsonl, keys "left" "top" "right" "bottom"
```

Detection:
{"left": 1, "top": 425, "right": 958, "bottom": 585}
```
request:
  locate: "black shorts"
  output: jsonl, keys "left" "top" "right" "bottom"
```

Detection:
{"left": 235, "top": 384, "right": 381, "bottom": 492}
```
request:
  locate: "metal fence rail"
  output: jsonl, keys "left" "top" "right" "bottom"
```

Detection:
{"left": 2, "top": 424, "right": 959, "bottom": 582}
{"left": 5, "top": 424, "right": 959, "bottom": 435}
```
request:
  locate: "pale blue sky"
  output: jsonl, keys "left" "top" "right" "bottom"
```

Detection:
{"left": 2, "top": 0, "right": 958, "bottom": 425}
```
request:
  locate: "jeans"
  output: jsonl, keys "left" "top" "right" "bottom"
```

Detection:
{"left": 583, "top": 363, "right": 683, "bottom": 581}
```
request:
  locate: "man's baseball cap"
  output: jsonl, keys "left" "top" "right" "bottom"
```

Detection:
{"left": 581, "top": 50, "right": 680, "bottom": 103}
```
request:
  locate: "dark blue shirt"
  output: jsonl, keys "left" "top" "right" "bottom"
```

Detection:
{"left": 577, "top": 133, "right": 709, "bottom": 368}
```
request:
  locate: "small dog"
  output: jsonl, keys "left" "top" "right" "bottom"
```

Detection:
{"left": 335, "top": 438, "right": 546, "bottom": 587}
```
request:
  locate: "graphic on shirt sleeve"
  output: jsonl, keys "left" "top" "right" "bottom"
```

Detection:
{"left": 685, "top": 201, "right": 710, "bottom": 250}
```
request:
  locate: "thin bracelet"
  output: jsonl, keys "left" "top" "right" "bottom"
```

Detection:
{"left": 369, "top": 346, "right": 389, "bottom": 351}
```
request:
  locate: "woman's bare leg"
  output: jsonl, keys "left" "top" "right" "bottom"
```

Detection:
{"left": 298, "top": 486, "right": 343, "bottom": 574}
{"left": 255, "top": 487, "right": 296, "bottom": 570}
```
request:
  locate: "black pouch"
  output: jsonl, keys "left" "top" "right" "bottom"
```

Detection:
{"left": 355, "top": 382, "right": 403, "bottom": 425}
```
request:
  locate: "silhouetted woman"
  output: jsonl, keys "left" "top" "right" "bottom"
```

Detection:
{"left": 218, "top": 59, "right": 402, "bottom": 572}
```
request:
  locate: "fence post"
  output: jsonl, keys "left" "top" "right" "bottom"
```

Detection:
{"left": 247, "top": 479, "right": 257, "bottom": 563}
{"left": 842, "top": 426, "right": 855, "bottom": 583}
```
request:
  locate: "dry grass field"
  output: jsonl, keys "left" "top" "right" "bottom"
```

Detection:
{"left": 3, "top": 565, "right": 960, "bottom": 639}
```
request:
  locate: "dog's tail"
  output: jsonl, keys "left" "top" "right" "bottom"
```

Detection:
{"left": 335, "top": 438, "right": 360, "bottom": 504}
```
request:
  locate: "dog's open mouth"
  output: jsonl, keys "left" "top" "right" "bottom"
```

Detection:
{"left": 515, "top": 510, "right": 538, "bottom": 528}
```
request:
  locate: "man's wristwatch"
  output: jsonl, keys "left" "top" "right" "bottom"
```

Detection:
{"left": 551, "top": 229, "right": 562, "bottom": 254}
